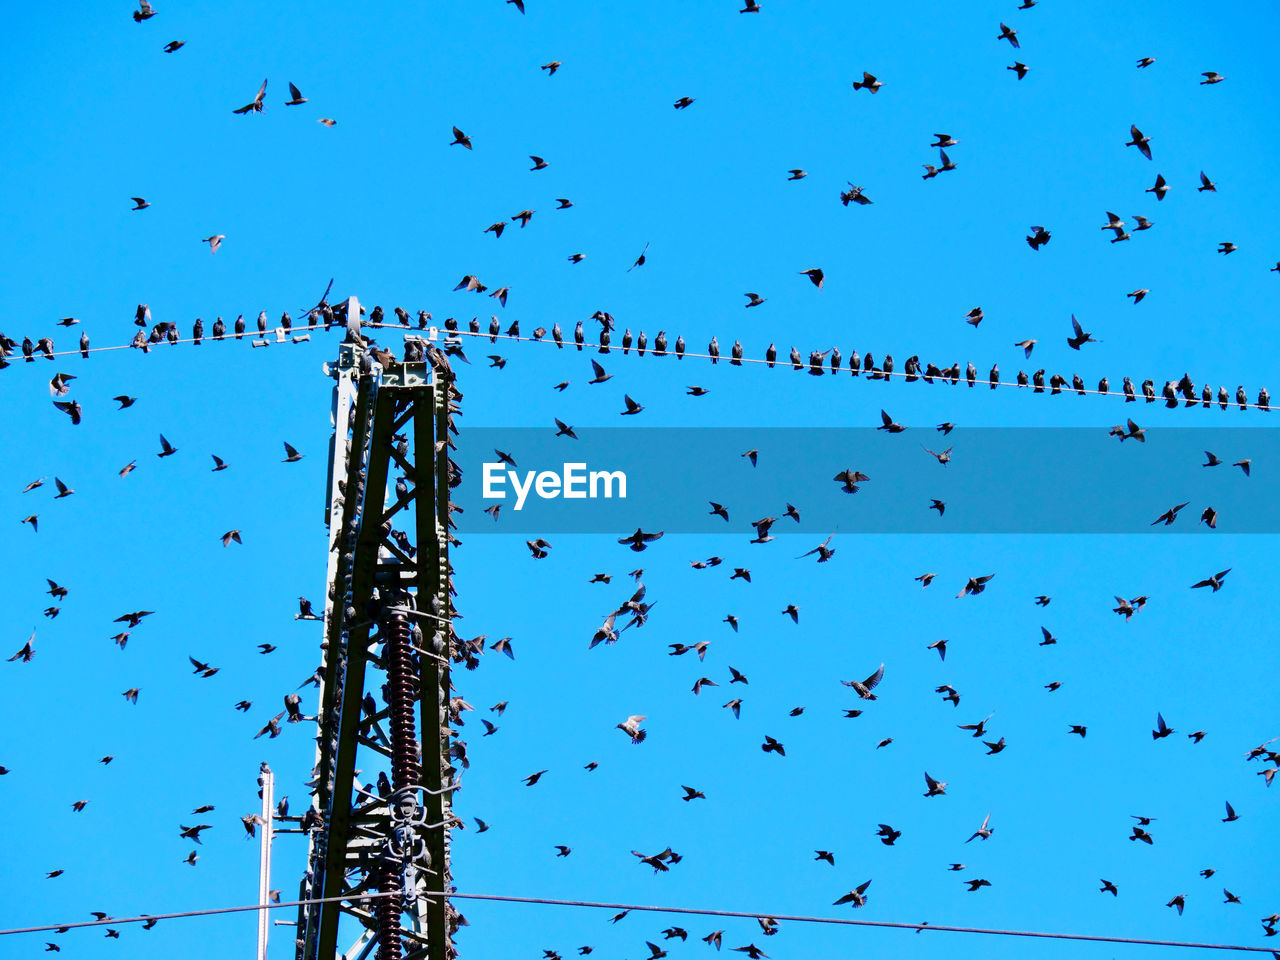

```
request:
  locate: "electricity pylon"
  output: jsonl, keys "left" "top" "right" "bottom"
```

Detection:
{"left": 295, "top": 298, "right": 461, "bottom": 960}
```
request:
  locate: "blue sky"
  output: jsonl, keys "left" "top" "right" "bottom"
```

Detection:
{"left": 2, "top": 1, "right": 1279, "bottom": 958}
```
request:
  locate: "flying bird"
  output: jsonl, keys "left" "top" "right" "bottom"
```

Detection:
{"left": 232, "top": 79, "right": 267, "bottom": 114}
{"left": 1126, "top": 124, "right": 1152, "bottom": 160}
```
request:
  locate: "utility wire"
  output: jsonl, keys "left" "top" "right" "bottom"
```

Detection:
{"left": 443, "top": 326, "right": 1276, "bottom": 414}
{"left": 2, "top": 890, "right": 1276, "bottom": 953}
{"left": 5, "top": 318, "right": 1275, "bottom": 414}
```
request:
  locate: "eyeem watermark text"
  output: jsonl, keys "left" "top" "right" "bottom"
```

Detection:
{"left": 482, "top": 462, "right": 627, "bottom": 511}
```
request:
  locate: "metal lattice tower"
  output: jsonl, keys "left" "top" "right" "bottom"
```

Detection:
{"left": 295, "top": 297, "right": 462, "bottom": 960}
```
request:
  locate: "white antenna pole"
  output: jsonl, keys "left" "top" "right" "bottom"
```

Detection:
{"left": 257, "top": 763, "right": 275, "bottom": 960}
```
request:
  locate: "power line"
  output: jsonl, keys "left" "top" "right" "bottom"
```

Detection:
{"left": 5, "top": 317, "right": 1275, "bottom": 414}
{"left": 2, "top": 889, "right": 1276, "bottom": 953}
{"left": 444, "top": 326, "right": 1276, "bottom": 414}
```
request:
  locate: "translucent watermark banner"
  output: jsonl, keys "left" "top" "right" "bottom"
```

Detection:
{"left": 445, "top": 428, "right": 1279, "bottom": 534}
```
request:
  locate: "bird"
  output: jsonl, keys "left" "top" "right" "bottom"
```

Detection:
{"left": 221, "top": 530, "right": 242, "bottom": 547}
{"left": 1218, "top": 242, "right": 1238, "bottom": 255}
{"left": 681, "top": 785, "right": 706, "bottom": 801}
{"left": 876, "top": 824, "right": 902, "bottom": 845}
{"left": 923, "top": 772, "right": 947, "bottom": 796}
{"left": 1167, "top": 894, "right": 1186, "bottom": 915}
{"left": 201, "top": 234, "right": 225, "bottom": 254}
{"left": 1198, "top": 170, "right": 1217, "bottom": 192}
{"left": 130, "top": 196, "right": 150, "bottom": 210}
{"left": 52, "top": 400, "right": 82, "bottom": 425}
{"left": 877, "top": 409, "right": 905, "bottom": 432}
{"left": 282, "top": 442, "right": 303, "bottom": 462}
{"left": 673, "top": 96, "right": 695, "bottom": 109}
{"left": 965, "top": 307, "right": 984, "bottom": 327}
{"left": 318, "top": 118, "right": 336, "bottom": 127}
{"left": 1100, "top": 879, "right": 1118, "bottom": 896}
{"left": 1026, "top": 225, "right": 1051, "bottom": 250}
{"left": 284, "top": 82, "right": 307, "bottom": 105}
{"left": 787, "top": 169, "right": 807, "bottom": 180}
{"left": 1066, "top": 315, "right": 1096, "bottom": 349}
{"left": 530, "top": 155, "right": 549, "bottom": 171}
{"left": 965, "top": 879, "right": 992, "bottom": 892}
{"left": 852, "top": 72, "right": 882, "bottom": 93}
{"left": 1151, "top": 502, "right": 1189, "bottom": 526}
{"left": 834, "top": 880, "right": 872, "bottom": 908}
{"left": 1201, "top": 71, "right": 1225, "bottom": 84}
{"left": 842, "top": 664, "right": 884, "bottom": 700}
{"left": 616, "top": 715, "right": 646, "bottom": 744}
{"left": 1014, "top": 339, "right": 1037, "bottom": 358}
{"left": 1147, "top": 174, "right": 1169, "bottom": 200}
{"left": 841, "top": 184, "right": 872, "bottom": 205}
{"left": 232, "top": 79, "right": 267, "bottom": 114}
{"left": 618, "top": 528, "right": 662, "bottom": 551}
{"left": 1128, "top": 289, "right": 1149, "bottom": 304}
{"left": 1152, "top": 712, "right": 1175, "bottom": 739}
{"left": 799, "top": 268, "right": 824, "bottom": 288}
{"left": 1126, "top": 125, "right": 1152, "bottom": 160}
{"left": 761, "top": 735, "right": 785, "bottom": 756}
{"left": 929, "top": 499, "right": 946, "bottom": 515}
{"left": 1008, "top": 61, "right": 1028, "bottom": 79}
{"left": 1223, "top": 801, "right": 1239, "bottom": 822}
{"left": 620, "top": 394, "right": 644, "bottom": 415}
{"left": 998, "top": 22, "right": 1019, "bottom": 46}
{"left": 1191, "top": 568, "right": 1231, "bottom": 591}
{"left": 540, "top": 61, "right": 561, "bottom": 75}
{"left": 744, "top": 292, "right": 766, "bottom": 307}
{"left": 450, "top": 126, "right": 472, "bottom": 149}
{"left": 966, "top": 813, "right": 993, "bottom": 842}
{"left": 957, "top": 574, "right": 994, "bottom": 597}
